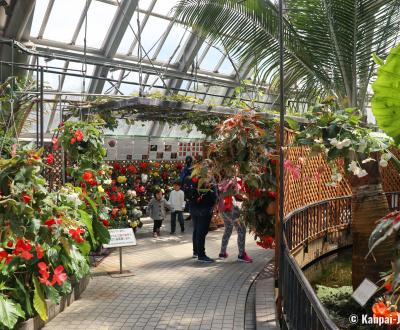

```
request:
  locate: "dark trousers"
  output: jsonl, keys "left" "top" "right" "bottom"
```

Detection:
{"left": 192, "top": 209, "right": 213, "bottom": 258}
{"left": 171, "top": 211, "right": 184, "bottom": 233}
{"left": 153, "top": 219, "right": 163, "bottom": 233}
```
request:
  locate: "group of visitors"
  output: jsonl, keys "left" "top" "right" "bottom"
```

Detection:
{"left": 146, "top": 156, "right": 252, "bottom": 264}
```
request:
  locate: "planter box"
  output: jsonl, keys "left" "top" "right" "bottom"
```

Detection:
{"left": 16, "top": 277, "right": 90, "bottom": 330}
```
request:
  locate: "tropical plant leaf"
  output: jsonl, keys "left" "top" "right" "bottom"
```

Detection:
{"left": 93, "top": 218, "right": 110, "bottom": 244}
{"left": 372, "top": 43, "right": 400, "bottom": 144}
{"left": 0, "top": 295, "right": 25, "bottom": 329}
{"left": 78, "top": 209, "right": 95, "bottom": 243}
{"left": 32, "top": 276, "right": 48, "bottom": 322}
{"left": 33, "top": 276, "right": 47, "bottom": 321}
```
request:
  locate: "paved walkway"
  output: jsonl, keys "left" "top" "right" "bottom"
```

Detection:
{"left": 44, "top": 216, "right": 275, "bottom": 330}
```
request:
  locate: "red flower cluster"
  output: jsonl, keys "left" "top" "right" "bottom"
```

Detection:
{"left": 176, "top": 163, "right": 184, "bottom": 171}
{"left": 38, "top": 262, "right": 68, "bottom": 286}
{"left": 52, "top": 137, "right": 59, "bottom": 150}
{"left": 21, "top": 192, "right": 31, "bottom": 204}
{"left": 0, "top": 250, "right": 13, "bottom": 263}
{"left": 70, "top": 130, "right": 84, "bottom": 144}
{"left": 140, "top": 162, "right": 148, "bottom": 171}
{"left": 14, "top": 239, "right": 33, "bottom": 260}
{"left": 69, "top": 227, "right": 85, "bottom": 244}
{"left": 47, "top": 153, "right": 54, "bottom": 165}
{"left": 45, "top": 218, "right": 62, "bottom": 228}
{"left": 82, "top": 171, "right": 93, "bottom": 182}
{"left": 256, "top": 236, "right": 275, "bottom": 249}
{"left": 128, "top": 165, "right": 137, "bottom": 174}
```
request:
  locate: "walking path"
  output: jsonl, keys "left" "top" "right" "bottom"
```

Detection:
{"left": 44, "top": 217, "right": 275, "bottom": 330}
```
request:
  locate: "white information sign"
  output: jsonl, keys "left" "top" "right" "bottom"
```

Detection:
{"left": 351, "top": 278, "right": 378, "bottom": 306}
{"left": 103, "top": 228, "right": 137, "bottom": 248}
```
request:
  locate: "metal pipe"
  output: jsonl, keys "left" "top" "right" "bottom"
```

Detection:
{"left": 40, "top": 67, "right": 44, "bottom": 147}
{"left": 36, "top": 57, "right": 39, "bottom": 147}
{"left": 277, "top": 0, "right": 285, "bottom": 323}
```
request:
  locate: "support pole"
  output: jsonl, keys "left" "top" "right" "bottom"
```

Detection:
{"left": 40, "top": 66, "right": 44, "bottom": 147}
{"left": 119, "top": 247, "right": 123, "bottom": 274}
{"left": 277, "top": 0, "right": 285, "bottom": 323}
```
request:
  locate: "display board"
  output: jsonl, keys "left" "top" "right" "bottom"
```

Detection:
{"left": 104, "top": 137, "right": 204, "bottom": 161}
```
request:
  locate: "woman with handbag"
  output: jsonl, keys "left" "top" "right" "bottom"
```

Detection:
{"left": 218, "top": 176, "right": 253, "bottom": 263}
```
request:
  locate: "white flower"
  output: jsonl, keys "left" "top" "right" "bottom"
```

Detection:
{"left": 336, "top": 139, "right": 351, "bottom": 150}
{"left": 361, "top": 158, "right": 375, "bottom": 164}
{"left": 341, "top": 139, "right": 351, "bottom": 147}
{"left": 104, "top": 179, "right": 112, "bottom": 185}
{"left": 356, "top": 169, "right": 368, "bottom": 178}
{"left": 65, "top": 192, "right": 82, "bottom": 208}
{"left": 379, "top": 159, "right": 388, "bottom": 167}
{"left": 328, "top": 138, "right": 338, "bottom": 147}
{"left": 348, "top": 161, "right": 358, "bottom": 173}
{"left": 141, "top": 173, "right": 148, "bottom": 183}
{"left": 127, "top": 189, "right": 137, "bottom": 197}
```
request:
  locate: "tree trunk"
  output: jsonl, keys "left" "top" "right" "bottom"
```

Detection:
{"left": 350, "top": 159, "right": 395, "bottom": 290}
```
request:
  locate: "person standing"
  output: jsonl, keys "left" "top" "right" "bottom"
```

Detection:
{"left": 168, "top": 182, "right": 186, "bottom": 234}
{"left": 218, "top": 177, "right": 253, "bottom": 262}
{"left": 181, "top": 156, "right": 193, "bottom": 220}
{"left": 146, "top": 189, "right": 170, "bottom": 238}
{"left": 186, "top": 161, "right": 218, "bottom": 263}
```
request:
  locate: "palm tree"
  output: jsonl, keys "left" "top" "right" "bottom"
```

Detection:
{"left": 174, "top": 0, "right": 400, "bottom": 112}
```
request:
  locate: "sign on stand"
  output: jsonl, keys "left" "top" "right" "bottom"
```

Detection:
{"left": 103, "top": 228, "right": 136, "bottom": 278}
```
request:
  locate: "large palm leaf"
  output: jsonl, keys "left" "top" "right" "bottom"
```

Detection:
{"left": 174, "top": 0, "right": 400, "bottom": 110}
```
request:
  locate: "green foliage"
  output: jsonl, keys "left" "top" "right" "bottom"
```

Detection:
{"left": 294, "top": 99, "right": 394, "bottom": 183}
{"left": 0, "top": 294, "right": 25, "bottom": 329}
{"left": 32, "top": 276, "right": 47, "bottom": 321}
{"left": 208, "top": 112, "right": 277, "bottom": 237}
{"left": 372, "top": 43, "right": 400, "bottom": 144}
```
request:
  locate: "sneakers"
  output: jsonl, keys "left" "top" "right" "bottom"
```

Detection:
{"left": 153, "top": 232, "right": 157, "bottom": 238}
{"left": 192, "top": 253, "right": 198, "bottom": 259}
{"left": 198, "top": 256, "right": 215, "bottom": 263}
{"left": 219, "top": 252, "right": 229, "bottom": 259}
{"left": 238, "top": 251, "right": 253, "bottom": 263}
{"left": 169, "top": 232, "right": 175, "bottom": 235}
{"left": 156, "top": 229, "right": 160, "bottom": 237}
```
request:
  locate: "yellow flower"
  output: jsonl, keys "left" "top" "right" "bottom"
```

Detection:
{"left": 121, "top": 208, "right": 127, "bottom": 215}
{"left": 117, "top": 175, "right": 127, "bottom": 183}
{"left": 97, "top": 186, "right": 104, "bottom": 193}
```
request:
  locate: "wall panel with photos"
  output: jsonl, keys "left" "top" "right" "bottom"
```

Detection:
{"left": 104, "top": 137, "right": 205, "bottom": 161}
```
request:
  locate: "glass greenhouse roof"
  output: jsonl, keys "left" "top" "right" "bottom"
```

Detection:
{"left": 15, "top": 0, "right": 254, "bottom": 137}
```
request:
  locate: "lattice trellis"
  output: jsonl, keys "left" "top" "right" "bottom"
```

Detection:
{"left": 276, "top": 127, "right": 400, "bottom": 217}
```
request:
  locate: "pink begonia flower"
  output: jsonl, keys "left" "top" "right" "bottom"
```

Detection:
{"left": 284, "top": 160, "right": 301, "bottom": 180}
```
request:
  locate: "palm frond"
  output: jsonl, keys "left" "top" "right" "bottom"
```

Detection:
{"left": 174, "top": 0, "right": 400, "bottom": 110}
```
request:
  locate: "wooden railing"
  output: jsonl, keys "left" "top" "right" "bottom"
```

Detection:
{"left": 279, "top": 192, "right": 400, "bottom": 330}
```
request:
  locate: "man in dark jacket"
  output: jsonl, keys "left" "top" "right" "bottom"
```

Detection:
{"left": 184, "top": 174, "right": 218, "bottom": 263}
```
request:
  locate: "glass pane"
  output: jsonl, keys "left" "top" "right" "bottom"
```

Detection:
{"left": 76, "top": 1, "right": 117, "bottom": 49}
{"left": 152, "top": 0, "right": 176, "bottom": 17}
{"left": 43, "top": 0, "right": 86, "bottom": 43}
{"left": 218, "top": 57, "right": 235, "bottom": 75}
{"left": 30, "top": 0, "right": 50, "bottom": 38}
{"left": 139, "top": 15, "right": 171, "bottom": 59}
{"left": 38, "top": 58, "right": 66, "bottom": 90}
{"left": 119, "top": 71, "right": 140, "bottom": 95}
{"left": 116, "top": 12, "right": 145, "bottom": 55}
{"left": 156, "top": 23, "right": 188, "bottom": 62}
{"left": 62, "top": 62, "right": 94, "bottom": 92}
{"left": 200, "top": 46, "right": 225, "bottom": 72}
{"left": 138, "top": 0, "right": 154, "bottom": 11}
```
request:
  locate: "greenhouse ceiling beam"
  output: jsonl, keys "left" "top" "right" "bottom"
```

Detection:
{"left": 19, "top": 40, "right": 239, "bottom": 89}
{"left": 165, "top": 33, "right": 205, "bottom": 94}
{"left": 0, "top": 0, "right": 35, "bottom": 76}
{"left": 88, "top": 0, "right": 139, "bottom": 95}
